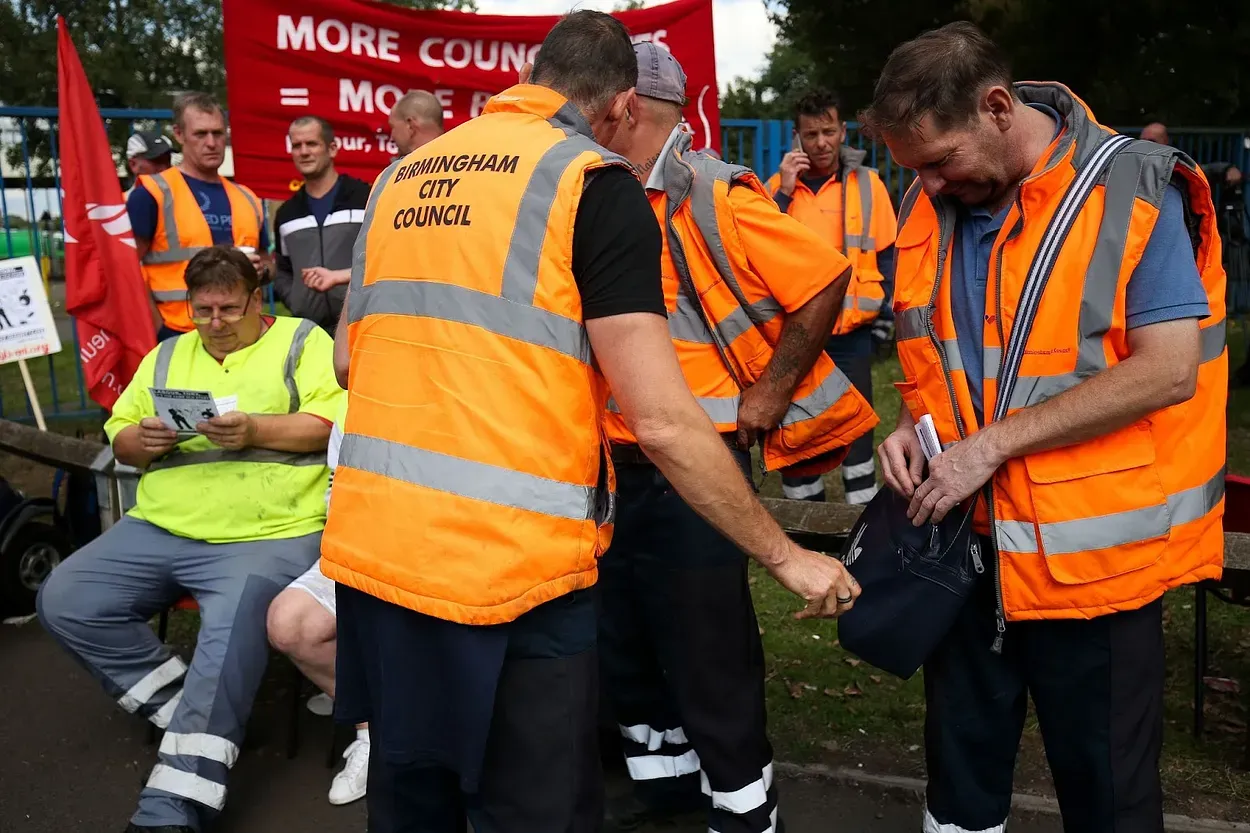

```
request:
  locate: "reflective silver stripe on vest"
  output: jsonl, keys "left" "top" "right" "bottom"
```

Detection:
{"left": 843, "top": 295, "right": 883, "bottom": 313}
{"left": 152, "top": 289, "right": 189, "bottom": 303}
{"left": 145, "top": 173, "right": 186, "bottom": 264}
{"left": 144, "top": 249, "right": 206, "bottom": 266}
{"left": 148, "top": 449, "right": 325, "bottom": 472}
{"left": 842, "top": 167, "right": 876, "bottom": 252}
{"left": 341, "top": 433, "right": 595, "bottom": 521}
{"left": 284, "top": 319, "right": 318, "bottom": 413}
{"left": 348, "top": 160, "right": 405, "bottom": 297}
{"left": 782, "top": 366, "right": 853, "bottom": 426}
{"left": 499, "top": 118, "right": 633, "bottom": 305}
{"left": 995, "top": 467, "right": 1225, "bottom": 555}
{"left": 235, "top": 184, "right": 264, "bottom": 238}
{"left": 696, "top": 395, "right": 741, "bottom": 425}
{"left": 669, "top": 287, "right": 715, "bottom": 344}
{"left": 1201, "top": 318, "right": 1227, "bottom": 363}
{"left": 154, "top": 336, "right": 179, "bottom": 387}
{"left": 349, "top": 279, "right": 591, "bottom": 365}
{"left": 607, "top": 393, "right": 740, "bottom": 427}
{"left": 895, "top": 306, "right": 928, "bottom": 342}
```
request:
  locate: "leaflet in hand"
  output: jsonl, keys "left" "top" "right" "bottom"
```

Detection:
{"left": 149, "top": 388, "right": 223, "bottom": 437}
{"left": 914, "top": 413, "right": 943, "bottom": 461}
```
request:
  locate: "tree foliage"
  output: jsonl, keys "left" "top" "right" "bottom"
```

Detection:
{"left": 744, "top": 0, "right": 1250, "bottom": 127}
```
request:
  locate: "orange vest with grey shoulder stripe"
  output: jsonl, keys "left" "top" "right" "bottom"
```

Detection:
{"left": 605, "top": 130, "right": 879, "bottom": 474}
{"left": 892, "top": 82, "right": 1227, "bottom": 622}
{"left": 138, "top": 168, "right": 263, "bottom": 332}
{"left": 320, "top": 84, "right": 628, "bottom": 626}
{"left": 767, "top": 147, "right": 892, "bottom": 334}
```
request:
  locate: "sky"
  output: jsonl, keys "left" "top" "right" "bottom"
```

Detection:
{"left": 473, "top": 0, "right": 777, "bottom": 90}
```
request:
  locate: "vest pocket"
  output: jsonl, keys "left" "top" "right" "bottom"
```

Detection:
{"left": 1021, "top": 422, "right": 1170, "bottom": 584}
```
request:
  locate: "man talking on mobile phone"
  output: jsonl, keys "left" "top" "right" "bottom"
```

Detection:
{"left": 767, "top": 90, "right": 899, "bottom": 507}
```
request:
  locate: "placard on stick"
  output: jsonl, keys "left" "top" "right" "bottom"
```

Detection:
{"left": 0, "top": 256, "right": 63, "bottom": 431}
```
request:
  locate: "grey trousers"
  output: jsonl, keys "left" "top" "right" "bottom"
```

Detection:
{"left": 37, "top": 516, "right": 321, "bottom": 831}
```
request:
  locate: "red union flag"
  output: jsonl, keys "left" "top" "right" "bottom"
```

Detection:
{"left": 57, "top": 16, "right": 156, "bottom": 411}
{"left": 222, "top": 0, "right": 719, "bottom": 199}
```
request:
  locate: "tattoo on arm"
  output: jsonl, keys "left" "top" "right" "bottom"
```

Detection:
{"left": 767, "top": 320, "right": 811, "bottom": 392}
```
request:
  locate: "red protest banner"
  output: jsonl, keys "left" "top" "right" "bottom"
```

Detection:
{"left": 222, "top": 0, "right": 719, "bottom": 200}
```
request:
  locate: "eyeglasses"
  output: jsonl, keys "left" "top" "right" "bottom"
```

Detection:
{"left": 188, "top": 294, "right": 252, "bottom": 325}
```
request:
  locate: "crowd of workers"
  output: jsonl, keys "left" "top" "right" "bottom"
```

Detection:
{"left": 28, "top": 10, "right": 1231, "bottom": 833}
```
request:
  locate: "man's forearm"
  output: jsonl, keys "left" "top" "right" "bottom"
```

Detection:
{"left": 250, "top": 413, "right": 332, "bottom": 453}
{"left": 636, "top": 411, "right": 791, "bottom": 569}
{"left": 759, "top": 268, "right": 849, "bottom": 400}
{"left": 982, "top": 349, "right": 1195, "bottom": 464}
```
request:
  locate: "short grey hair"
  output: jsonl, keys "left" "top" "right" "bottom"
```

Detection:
{"left": 173, "top": 92, "right": 223, "bottom": 130}
{"left": 393, "top": 90, "right": 444, "bottom": 129}
{"left": 289, "top": 115, "right": 335, "bottom": 146}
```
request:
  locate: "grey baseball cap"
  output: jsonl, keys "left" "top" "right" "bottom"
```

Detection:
{"left": 126, "top": 130, "right": 174, "bottom": 160}
{"left": 634, "top": 42, "right": 687, "bottom": 106}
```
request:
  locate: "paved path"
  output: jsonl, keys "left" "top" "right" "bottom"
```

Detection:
{"left": 0, "top": 620, "right": 1063, "bottom": 832}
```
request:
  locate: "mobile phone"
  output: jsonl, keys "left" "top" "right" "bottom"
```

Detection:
{"left": 791, "top": 130, "right": 801, "bottom": 153}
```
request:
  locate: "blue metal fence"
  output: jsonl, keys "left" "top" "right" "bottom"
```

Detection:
{"left": 1, "top": 106, "right": 1248, "bottom": 422}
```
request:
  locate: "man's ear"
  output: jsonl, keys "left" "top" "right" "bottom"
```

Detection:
{"left": 609, "top": 88, "right": 637, "bottom": 124}
{"left": 518, "top": 62, "right": 533, "bottom": 85}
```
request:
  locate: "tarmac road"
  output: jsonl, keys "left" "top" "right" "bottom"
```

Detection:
{"left": 0, "top": 619, "right": 1063, "bottom": 833}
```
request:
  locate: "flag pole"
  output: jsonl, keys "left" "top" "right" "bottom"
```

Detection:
{"left": 16, "top": 359, "right": 47, "bottom": 431}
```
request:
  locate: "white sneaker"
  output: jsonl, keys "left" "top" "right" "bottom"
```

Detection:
{"left": 306, "top": 692, "right": 334, "bottom": 717}
{"left": 328, "top": 737, "right": 369, "bottom": 806}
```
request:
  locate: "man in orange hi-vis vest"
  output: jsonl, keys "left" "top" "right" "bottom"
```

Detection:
{"left": 596, "top": 43, "right": 878, "bottom": 833}
{"left": 867, "top": 23, "right": 1226, "bottom": 833}
{"left": 318, "top": 12, "right": 861, "bottom": 831}
{"left": 127, "top": 92, "right": 268, "bottom": 341}
{"left": 767, "top": 89, "right": 900, "bottom": 507}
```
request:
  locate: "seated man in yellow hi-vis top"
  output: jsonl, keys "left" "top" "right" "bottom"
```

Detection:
{"left": 37, "top": 245, "right": 344, "bottom": 833}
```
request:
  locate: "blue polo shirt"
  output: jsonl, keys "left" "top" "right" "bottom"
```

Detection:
{"left": 951, "top": 105, "right": 1210, "bottom": 423}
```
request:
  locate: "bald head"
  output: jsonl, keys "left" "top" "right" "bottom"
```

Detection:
{"left": 1141, "top": 122, "right": 1169, "bottom": 145}
{"left": 389, "top": 90, "right": 445, "bottom": 156}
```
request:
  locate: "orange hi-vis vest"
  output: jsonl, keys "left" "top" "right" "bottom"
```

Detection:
{"left": 320, "top": 85, "right": 628, "bottom": 626}
{"left": 606, "top": 130, "right": 879, "bottom": 474}
{"left": 892, "top": 82, "right": 1227, "bottom": 622}
{"left": 138, "top": 168, "right": 263, "bottom": 332}
{"left": 767, "top": 146, "right": 891, "bottom": 334}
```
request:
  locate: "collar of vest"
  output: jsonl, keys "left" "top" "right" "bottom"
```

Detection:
{"left": 660, "top": 129, "right": 758, "bottom": 216}
{"left": 1010, "top": 82, "right": 1116, "bottom": 200}
{"left": 839, "top": 144, "right": 868, "bottom": 173}
{"left": 482, "top": 84, "right": 595, "bottom": 139}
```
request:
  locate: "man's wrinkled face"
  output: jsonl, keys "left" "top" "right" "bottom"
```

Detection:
{"left": 884, "top": 113, "right": 1012, "bottom": 209}
{"left": 796, "top": 109, "right": 844, "bottom": 173}
{"left": 175, "top": 108, "right": 227, "bottom": 173}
